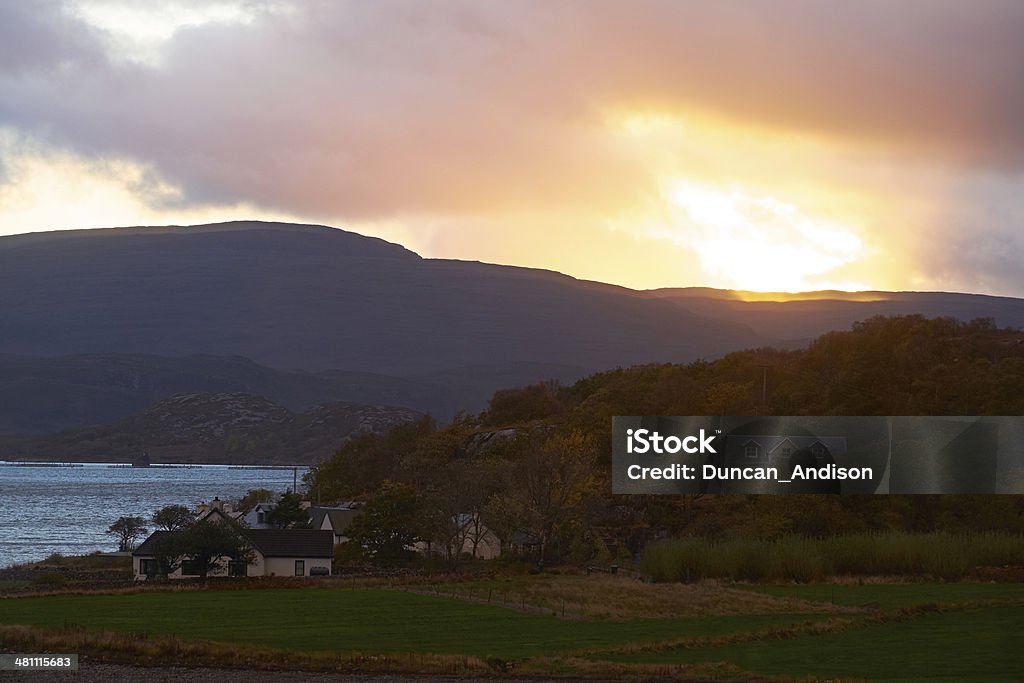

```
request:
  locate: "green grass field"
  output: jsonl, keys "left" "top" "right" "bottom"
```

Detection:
{"left": 0, "top": 579, "right": 1021, "bottom": 681}
{"left": 0, "top": 587, "right": 818, "bottom": 659}
{"left": 608, "top": 606, "right": 1023, "bottom": 683}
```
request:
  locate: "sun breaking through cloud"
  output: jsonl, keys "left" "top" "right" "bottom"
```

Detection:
{"left": 1, "top": 0, "right": 1023, "bottom": 295}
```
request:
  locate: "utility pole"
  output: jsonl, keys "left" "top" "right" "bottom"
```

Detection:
{"left": 756, "top": 364, "right": 770, "bottom": 414}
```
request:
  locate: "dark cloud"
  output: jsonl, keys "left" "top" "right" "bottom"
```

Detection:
{"left": 2, "top": 0, "right": 1023, "bottom": 220}
{"left": 912, "top": 172, "right": 1024, "bottom": 296}
{"left": 0, "top": 0, "right": 103, "bottom": 74}
{"left": 2, "top": 0, "right": 1024, "bottom": 299}
{"left": 580, "top": 1, "right": 1024, "bottom": 168}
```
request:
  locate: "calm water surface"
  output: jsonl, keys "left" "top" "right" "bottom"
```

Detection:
{"left": 0, "top": 462, "right": 306, "bottom": 567}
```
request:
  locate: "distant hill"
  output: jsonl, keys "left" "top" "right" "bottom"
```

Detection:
{"left": 0, "top": 392, "right": 421, "bottom": 464}
{"left": 0, "top": 221, "right": 756, "bottom": 375}
{"left": 3, "top": 221, "right": 1024, "bottom": 436}
{"left": 0, "top": 352, "right": 585, "bottom": 434}
{"left": 644, "top": 288, "right": 1024, "bottom": 344}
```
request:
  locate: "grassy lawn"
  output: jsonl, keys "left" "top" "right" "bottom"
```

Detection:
{"left": 596, "top": 582, "right": 1024, "bottom": 681}
{"left": 608, "top": 605, "right": 1024, "bottom": 682}
{"left": 0, "top": 587, "right": 821, "bottom": 659}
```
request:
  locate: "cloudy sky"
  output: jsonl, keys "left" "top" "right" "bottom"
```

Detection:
{"left": 2, "top": 0, "right": 1023, "bottom": 294}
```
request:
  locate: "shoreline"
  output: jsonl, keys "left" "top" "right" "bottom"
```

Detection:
{"left": 0, "top": 460, "right": 308, "bottom": 469}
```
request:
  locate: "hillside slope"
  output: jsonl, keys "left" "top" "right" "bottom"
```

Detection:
{"left": 0, "top": 352, "right": 585, "bottom": 433}
{"left": 0, "top": 392, "right": 421, "bottom": 464}
{"left": 5, "top": 221, "right": 1024, "bottom": 435}
{"left": 0, "top": 221, "right": 755, "bottom": 375}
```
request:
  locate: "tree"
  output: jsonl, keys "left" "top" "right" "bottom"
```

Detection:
{"left": 265, "top": 491, "right": 311, "bottom": 529}
{"left": 172, "top": 519, "right": 255, "bottom": 579}
{"left": 342, "top": 481, "right": 420, "bottom": 566}
{"left": 306, "top": 416, "right": 436, "bottom": 500}
{"left": 107, "top": 515, "right": 148, "bottom": 551}
{"left": 416, "top": 458, "right": 499, "bottom": 566}
{"left": 487, "top": 429, "right": 600, "bottom": 567}
{"left": 484, "top": 381, "right": 565, "bottom": 426}
{"left": 143, "top": 532, "right": 186, "bottom": 578}
{"left": 152, "top": 504, "right": 194, "bottom": 531}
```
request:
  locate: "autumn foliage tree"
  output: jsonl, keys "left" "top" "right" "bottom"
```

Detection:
{"left": 305, "top": 316, "right": 1024, "bottom": 565}
{"left": 486, "top": 429, "right": 600, "bottom": 567}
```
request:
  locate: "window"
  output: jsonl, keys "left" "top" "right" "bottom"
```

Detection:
{"left": 140, "top": 558, "right": 157, "bottom": 577}
{"left": 257, "top": 512, "right": 265, "bottom": 524}
{"left": 811, "top": 444, "right": 825, "bottom": 457}
{"left": 229, "top": 560, "right": 247, "bottom": 577}
{"left": 181, "top": 560, "right": 200, "bottom": 576}
{"left": 744, "top": 444, "right": 759, "bottom": 458}
{"left": 294, "top": 560, "right": 305, "bottom": 576}
{"left": 781, "top": 446, "right": 794, "bottom": 457}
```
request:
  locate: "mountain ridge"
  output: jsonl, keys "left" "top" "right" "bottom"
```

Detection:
{"left": 0, "top": 220, "right": 759, "bottom": 374}
{"left": 3, "top": 220, "right": 1024, "bottom": 437}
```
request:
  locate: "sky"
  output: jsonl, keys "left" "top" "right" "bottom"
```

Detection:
{"left": 1, "top": 1, "right": 1023, "bottom": 295}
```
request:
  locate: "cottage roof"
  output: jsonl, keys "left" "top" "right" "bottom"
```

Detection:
{"left": 196, "top": 507, "right": 243, "bottom": 523}
{"left": 132, "top": 530, "right": 175, "bottom": 556}
{"left": 242, "top": 529, "right": 334, "bottom": 558}
{"left": 132, "top": 527, "right": 333, "bottom": 559}
{"left": 312, "top": 508, "right": 360, "bottom": 533}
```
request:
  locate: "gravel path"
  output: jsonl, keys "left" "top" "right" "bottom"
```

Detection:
{"left": 0, "top": 662, "right": 628, "bottom": 683}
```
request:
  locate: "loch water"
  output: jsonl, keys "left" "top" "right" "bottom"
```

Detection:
{"left": 0, "top": 462, "right": 306, "bottom": 567}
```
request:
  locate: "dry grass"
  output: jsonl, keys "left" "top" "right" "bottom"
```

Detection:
{"left": 418, "top": 573, "right": 863, "bottom": 620}
{"left": 515, "top": 655, "right": 790, "bottom": 682}
{"left": 0, "top": 622, "right": 796, "bottom": 680}
{"left": 0, "top": 573, "right": 430, "bottom": 599}
{"left": 0, "top": 624, "right": 494, "bottom": 677}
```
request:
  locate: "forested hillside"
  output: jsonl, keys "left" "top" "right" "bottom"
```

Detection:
{"left": 307, "top": 316, "right": 1024, "bottom": 567}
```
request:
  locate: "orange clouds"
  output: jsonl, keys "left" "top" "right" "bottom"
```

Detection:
{"left": 1, "top": 1, "right": 1023, "bottom": 293}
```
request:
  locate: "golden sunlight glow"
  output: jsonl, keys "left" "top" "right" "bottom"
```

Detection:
{"left": 659, "top": 180, "right": 866, "bottom": 292}
{"left": 604, "top": 108, "right": 899, "bottom": 292}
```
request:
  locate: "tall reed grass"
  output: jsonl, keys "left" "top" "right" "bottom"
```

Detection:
{"left": 640, "top": 532, "right": 1024, "bottom": 582}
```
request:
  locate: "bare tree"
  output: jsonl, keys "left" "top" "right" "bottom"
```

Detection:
{"left": 107, "top": 515, "right": 148, "bottom": 551}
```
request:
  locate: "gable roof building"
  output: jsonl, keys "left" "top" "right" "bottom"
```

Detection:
{"left": 309, "top": 506, "right": 361, "bottom": 545}
{"left": 242, "top": 501, "right": 277, "bottom": 529}
{"left": 132, "top": 525, "right": 332, "bottom": 580}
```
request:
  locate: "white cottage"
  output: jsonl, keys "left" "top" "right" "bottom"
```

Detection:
{"left": 132, "top": 527, "right": 333, "bottom": 580}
